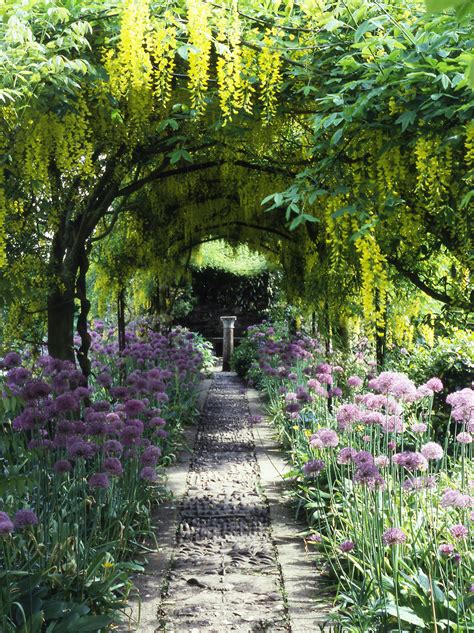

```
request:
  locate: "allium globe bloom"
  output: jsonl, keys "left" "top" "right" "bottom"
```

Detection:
{"left": 307, "top": 378, "right": 321, "bottom": 390}
{"left": 374, "top": 455, "right": 390, "bottom": 468}
{"left": 392, "top": 451, "right": 428, "bottom": 472}
{"left": 302, "top": 459, "right": 325, "bottom": 476}
{"left": 353, "top": 463, "right": 385, "bottom": 489}
{"left": 353, "top": 451, "right": 374, "bottom": 466}
{"left": 310, "top": 428, "right": 339, "bottom": 448}
{"left": 329, "top": 387, "right": 343, "bottom": 398}
{"left": 446, "top": 388, "right": 474, "bottom": 424}
{"left": 141, "top": 446, "right": 162, "bottom": 466}
{"left": 88, "top": 472, "right": 110, "bottom": 489}
{"left": 337, "top": 447, "right": 357, "bottom": 465}
{"left": 456, "top": 432, "right": 472, "bottom": 444}
{"left": 339, "top": 540, "right": 356, "bottom": 553}
{"left": 154, "top": 428, "right": 168, "bottom": 438}
{"left": 382, "top": 527, "right": 407, "bottom": 546}
{"left": 369, "top": 371, "right": 417, "bottom": 401}
{"left": 412, "top": 422, "right": 428, "bottom": 433}
{"left": 53, "top": 393, "right": 80, "bottom": 413}
{"left": 53, "top": 459, "right": 72, "bottom": 475}
{"left": 2, "top": 351, "right": 22, "bottom": 368}
{"left": 425, "top": 377, "right": 444, "bottom": 393}
{"left": 416, "top": 385, "right": 433, "bottom": 400}
{"left": 0, "top": 512, "right": 14, "bottom": 535}
{"left": 361, "top": 411, "right": 385, "bottom": 426}
{"left": 450, "top": 524, "right": 468, "bottom": 540}
{"left": 13, "top": 509, "right": 38, "bottom": 529}
{"left": 347, "top": 375, "right": 363, "bottom": 388}
{"left": 103, "top": 457, "right": 123, "bottom": 476}
{"left": 22, "top": 379, "right": 51, "bottom": 400}
{"left": 381, "top": 416, "right": 405, "bottom": 434}
{"left": 336, "top": 404, "right": 362, "bottom": 430}
{"left": 149, "top": 416, "right": 166, "bottom": 427}
{"left": 439, "top": 543, "right": 455, "bottom": 557}
{"left": 140, "top": 466, "right": 157, "bottom": 482}
{"left": 68, "top": 440, "right": 97, "bottom": 460}
{"left": 440, "top": 488, "right": 473, "bottom": 509}
{"left": 421, "top": 442, "right": 444, "bottom": 461}
{"left": 285, "top": 392, "right": 297, "bottom": 402}
{"left": 124, "top": 399, "right": 146, "bottom": 416}
{"left": 6, "top": 367, "right": 32, "bottom": 385}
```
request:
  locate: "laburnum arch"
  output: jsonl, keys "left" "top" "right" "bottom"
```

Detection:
{"left": 0, "top": 0, "right": 472, "bottom": 371}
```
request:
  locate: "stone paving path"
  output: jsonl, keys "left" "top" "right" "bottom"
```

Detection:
{"left": 159, "top": 372, "right": 289, "bottom": 631}
{"left": 121, "top": 371, "right": 332, "bottom": 632}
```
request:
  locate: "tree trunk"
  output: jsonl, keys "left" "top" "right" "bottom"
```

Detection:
{"left": 76, "top": 246, "right": 92, "bottom": 378}
{"left": 117, "top": 288, "right": 126, "bottom": 352}
{"left": 47, "top": 286, "right": 76, "bottom": 362}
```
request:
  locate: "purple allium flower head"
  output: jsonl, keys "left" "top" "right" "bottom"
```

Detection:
{"left": 456, "top": 432, "right": 472, "bottom": 444}
{"left": 340, "top": 540, "right": 355, "bottom": 553}
{"left": 387, "top": 440, "right": 397, "bottom": 451}
{"left": 302, "top": 459, "right": 325, "bottom": 476}
{"left": 22, "top": 379, "right": 51, "bottom": 400}
{"left": 337, "top": 447, "right": 358, "bottom": 465}
{"left": 140, "top": 466, "right": 157, "bottom": 482}
{"left": 347, "top": 375, "right": 363, "bottom": 388}
{"left": 307, "top": 378, "right": 321, "bottom": 390}
{"left": 54, "top": 459, "right": 72, "bottom": 474}
{"left": 421, "top": 442, "right": 444, "bottom": 461}
{"left": 368, "top": 371, "right": 417, "bottom": 401}
{"left": 124, "top": 399, "right": 146, "bottom": 416}
{"left": 54, "top": 393, "right": 79, "bottom": 413}
{"left": 88, "top": 472, "right": 110, "bottom": 489}
{"left": 450, "top": 524, "right": 468, "bottom": 540}
{"left": 374, "top": 455, "right": 390, "bottom": 468}
{"left": 382, "top": 527, "right": 407, "bottom": 546}
{"left": 446, "top": 388, "right": 474, "bottom": 424}
{"left": 2, "top": 351, "right": 22, "bottom": 368}
{"left": 381, "top": 416, "right": 405, "bottom": 434}
{"left": 336, "top": 404, "right": 362, "bottom": 430}
{"left": 13, "top": 509, "right": 38, "bottom": 529}
{"left": 353, "top": 451, "right": 374, "bottom": 466}
{"left": 439, "top": 543, "right": 455, "bottom": 557}
{"left": 329, "top": 387, "right": 343, "bottom": 398}
{"left": 68, "top": 440, "right": 97, "bottom": 460}
{"left": 0, "top": 512, "right": 14, "bottom": 535}
{"left": 103, "top": 457, "right": 123, "bottom": 476}
{"left": 141, "top": 445, "right": 162, "bottom": 466}
{"left": 392, "top": 451, "right": 428, "bottom": 472}
{"left": 310, "top": 428, "right": 339, "bottom": 448}
{"left": 425, "top": 377, "right": 443, "bottom": 393}
{"left": 412, "top": 422, "right": 427, "bottom": 433}
{"left": 353, "top": 463, "right": 385, "bottom": 489}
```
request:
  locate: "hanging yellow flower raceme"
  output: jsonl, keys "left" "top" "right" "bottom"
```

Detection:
{"left": 187, "top": 0, "right": 212, "bottom": 114}
{"left": 147, "top": 20, "right": 177, "bottom": 107}
{"left": 216, "top": 4, "right": 244, "bottom": 122}
{"left": 355, "top": 231, "right": 388, "bottom": 335}
{"left": 258, "top": 35, "right": 282, "bottom": 121}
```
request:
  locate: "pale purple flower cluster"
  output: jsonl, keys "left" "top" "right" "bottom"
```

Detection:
{"left": 310, "top": 428, "right": 339, "bottom": 448}
{"left": 382, "top": 527, "right": 407, "bottom": 546}
{"left": 392, "top": 451, "right": 428, "bottom": 472}
{"left": 420, "top": 442, "right": 444, "bottom": 461}
{"left": 302, "top": 459, "right": 325, "bottom": 476}
{"left": 447, "top": 388, "right": 474, "bottom": 426}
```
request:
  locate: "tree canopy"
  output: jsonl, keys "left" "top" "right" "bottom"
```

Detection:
{"left": 0, "top": 0, "right": 472, "bottom": 367}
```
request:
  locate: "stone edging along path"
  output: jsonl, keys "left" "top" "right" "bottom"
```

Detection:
{"left": 120, "top": 371, "right": 332, "bottom": 632}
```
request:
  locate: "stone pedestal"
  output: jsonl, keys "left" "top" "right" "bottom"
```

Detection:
{"left": 220, "top": 316, "right": 237, "bottom": 371}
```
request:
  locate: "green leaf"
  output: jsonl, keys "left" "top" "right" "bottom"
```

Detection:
{"left": 395, "top": 110, "right": 417, "bottom": 131}
{"left": 385, "top": 605, "right": 426, "bottom": 627}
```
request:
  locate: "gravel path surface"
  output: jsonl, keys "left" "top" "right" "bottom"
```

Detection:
{"left": 158, "top": 372, "right": 289, "bottom": 632}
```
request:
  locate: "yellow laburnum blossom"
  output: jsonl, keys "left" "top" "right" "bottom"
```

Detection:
{"left": 216, "top": 5, "right": 244, "bottom": 122}
{"left": 147, "top": 21, "right": 177, "bottom": 106}
{"left": 187, "top": 0, "right": 212, "bottom": 114}
{"left": 258, "top": 36, "right": 282, "bottom": 121}
{"left": 465, "top": 121, "right": 474, "bottom": 167}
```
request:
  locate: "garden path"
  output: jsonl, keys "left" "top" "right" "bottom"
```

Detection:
{"left": 122, "top": 371, "right": 331, "bottom": 632}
